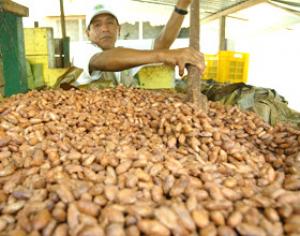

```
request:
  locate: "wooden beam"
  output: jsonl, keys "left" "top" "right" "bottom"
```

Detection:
{"left": 0, "top": 0, "right": 29, "bottom": 17}
{"left": 271, "top": 0, "right": 300, "bottom": 8}
{"left": 219, "top": 16, "right": 226, "bottom": 50}
{"left": 187, "top": 0, "right": 201, "bottom": 106}
{"left": 59, "top": 0, "right": 67, "bottom": 38}
{"left": 269, "top": 1, "right": 300, "bottom": 16}
{"left": 202, "top": 0, "right": 268, "bottom": 23}
{"left": 187, "top": 0, "right": 208, "bottom": 111}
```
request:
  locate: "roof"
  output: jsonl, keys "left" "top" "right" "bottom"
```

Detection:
{"left": 14, "top": 0, "right": 300, "bottom": 28}
{"left": 131, "top": 0, "right": 300, "bottom": 22}
{"left": 132, "top": 0, "right": 249, "bottom": 19}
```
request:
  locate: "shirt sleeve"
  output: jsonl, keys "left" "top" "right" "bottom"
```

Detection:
{"left": 72, "top": 43, "right": 103, "bottom": 85}
{"left": 73, "top": 42, "right": 102, "bottom": 76}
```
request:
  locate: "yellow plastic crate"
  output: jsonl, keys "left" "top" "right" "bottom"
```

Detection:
{"left": 24, "top": 28, "right": 54, "bottom": 56}
{"left": 137, "top": 65, "right": 174, "bottom": 89}
{"left": 26, "top": 55, "right": 68, "bottom": 87}
{"left": 202, "top": 51, "right": 249, "bottom": 84}
{"left": 202, "top": 54, "right": 218, "bottom": 81}
{"left": 26, "top": 55, "right": 47, "bottom": 86}
{"left": 47, "top": 68, "right": 69, "bottom": 87}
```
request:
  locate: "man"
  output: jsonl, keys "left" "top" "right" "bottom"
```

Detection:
{"left": 73, "top": 0, "right": 205, "bottom": 88}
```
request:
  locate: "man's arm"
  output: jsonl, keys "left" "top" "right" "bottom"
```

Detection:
{"left": 89, "top": 46, "right": 204, "bottom": 76}
{"left": 153, "top": 0, "right": 192, "bottom": 50}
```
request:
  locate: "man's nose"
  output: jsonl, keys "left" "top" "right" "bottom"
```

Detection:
{"left": 100, "top": 24, "right": 109, "bottom": 32}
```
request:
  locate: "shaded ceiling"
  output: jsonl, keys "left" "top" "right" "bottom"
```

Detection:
{"left": 270, "top": 0, "right": 300, "bottom": 13}
{"left": 131, "top": 0, "right": 251, "bottom": 19}
{"left": 131, "top": 0, "right": 300, "bottom": 21}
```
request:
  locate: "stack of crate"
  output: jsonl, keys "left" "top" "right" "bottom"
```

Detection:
{"left": 24, "top": 27, "right": 54, "bottom": 88}
{"left": 24, "top": 28, "right": 69, "bottom": 88}
{"left": 202, "top": 51, "right": 250, "bottom": 84}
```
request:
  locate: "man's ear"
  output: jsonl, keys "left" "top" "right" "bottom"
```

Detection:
{"left": 86, "top": 29, "right": 90, "bottom": 38}
{"left": 118, "top": 26, "right": 121, "bottom": 37}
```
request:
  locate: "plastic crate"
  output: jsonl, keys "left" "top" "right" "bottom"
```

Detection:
{"left": 202, "top": 54, "right": 218, "bottom": 81}
{"left": 26, "top": 56, "right": 69, "bottom": 87}
{"left": 24, "top": 28, "right": 54, "bottom": 56}
{"left": 137, "top": 65, "right": 174, "bottom": 89}
{"left": 202, "top": 51, "right": 249, "bottom": 84}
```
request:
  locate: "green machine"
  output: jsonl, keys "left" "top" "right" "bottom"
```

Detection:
{"left": 0, "top": 0, "right": 28, "bottom": 96}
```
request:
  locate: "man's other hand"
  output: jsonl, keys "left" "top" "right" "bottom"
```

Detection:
{"left": 160, "top": 47, "right": 205, "bottom": 77}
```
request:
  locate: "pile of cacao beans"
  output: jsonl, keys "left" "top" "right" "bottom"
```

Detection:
{"left": 0, "top": 87, "right": 299, "bottom": 236}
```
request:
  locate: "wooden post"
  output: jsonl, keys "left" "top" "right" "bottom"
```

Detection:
{"left": 59, "top": 0, "right": 70, "bottom": 67}
{"left": 187, "top": 0, "right": 208, "bottom": 112}
{"left": 219, "top": 16, "right": 226, "bottom": 51}
{"left": 59, "top": 0, "right": 66, "bottom": 38}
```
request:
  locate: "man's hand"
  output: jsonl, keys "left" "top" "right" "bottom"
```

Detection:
{"left": 160, "top": 47, "right": 205, "bottom": 77}
{"left": 176, "top": 0, "right": 192, "bottom": 10}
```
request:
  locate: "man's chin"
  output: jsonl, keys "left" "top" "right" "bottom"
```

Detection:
{"left": 98, "top": 42, "right": 115, "bottom": 50}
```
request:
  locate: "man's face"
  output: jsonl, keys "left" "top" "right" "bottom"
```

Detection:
{"left": 87, "top": 14, "right": 120, "bottom": 50}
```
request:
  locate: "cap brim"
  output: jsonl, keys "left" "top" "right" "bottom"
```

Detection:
{"left": 88, "top": 10, "right": 119, "bottom": 27}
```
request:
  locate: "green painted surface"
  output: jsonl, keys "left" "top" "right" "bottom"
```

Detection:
{"left": 0, "top": 56, "right": 4, "bottom": 96}
{"left": 63, "top": 37, "right": 70, "bottom": 67}
{"left": 0, "top": 11, "right": 28, "bottom": 96}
